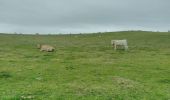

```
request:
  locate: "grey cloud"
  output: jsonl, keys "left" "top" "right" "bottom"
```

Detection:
{"left": 0, "top": 0, "right": 170, "bottom": 33}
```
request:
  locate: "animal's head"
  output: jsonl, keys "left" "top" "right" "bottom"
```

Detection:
{"left": 111, "top": 40, "right": 116, "bottom": 44}
{"left": 37, "top": 44, "right": 41, "bottom": 49}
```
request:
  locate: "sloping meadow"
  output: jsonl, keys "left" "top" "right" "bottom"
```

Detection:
{"left": 0, "top": 31, "right": 170, "bottom": 100}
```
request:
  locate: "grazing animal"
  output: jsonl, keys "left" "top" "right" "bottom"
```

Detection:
{"left": 37, "top": 44, "right": 55, "bottom": 52}
{"left": 111, "top": 39, "right": 128, "bottom": 50}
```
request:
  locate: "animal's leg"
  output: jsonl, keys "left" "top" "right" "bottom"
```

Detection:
{"left": 114, "top": 44, "right": 117, "bottom": 51}
{"left": 124, "top": 46, "right": 128, "bottom": 51}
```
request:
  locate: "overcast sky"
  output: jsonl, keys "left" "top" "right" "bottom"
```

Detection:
{"left": 0, "top": 0, "right": 170, "bottom": 34}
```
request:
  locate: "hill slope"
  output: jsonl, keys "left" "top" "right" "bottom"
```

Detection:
{"left": 0, "top": 31, "right": 170, "bottom": 100}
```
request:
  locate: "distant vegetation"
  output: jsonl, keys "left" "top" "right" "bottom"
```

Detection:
{"left": 0, "top": 31, "right": 170, "bottom": 100}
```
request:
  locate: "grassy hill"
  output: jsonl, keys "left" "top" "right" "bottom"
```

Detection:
{"left": 0, "top": 31, "right": 170, "bottom": 100}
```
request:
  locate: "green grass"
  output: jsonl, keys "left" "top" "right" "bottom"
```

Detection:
{"left": 0, "top": 31, "right": 170, "bottom": 100}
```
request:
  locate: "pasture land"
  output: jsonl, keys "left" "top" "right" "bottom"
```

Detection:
{"left": 0, "top": 31, "right": 170, "bottom": 100}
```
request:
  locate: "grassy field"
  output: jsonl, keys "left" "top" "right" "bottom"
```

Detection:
{"left": 0, "top": 31, "right": 170, "bottom": 100}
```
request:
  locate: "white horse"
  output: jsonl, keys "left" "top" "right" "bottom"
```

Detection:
{"left": 111, "top": 39, "right": 128, "bottom": 50}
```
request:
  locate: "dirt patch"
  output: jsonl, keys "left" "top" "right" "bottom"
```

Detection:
{"left": 113, "top": 76, "right": 138, "bottom": 88}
